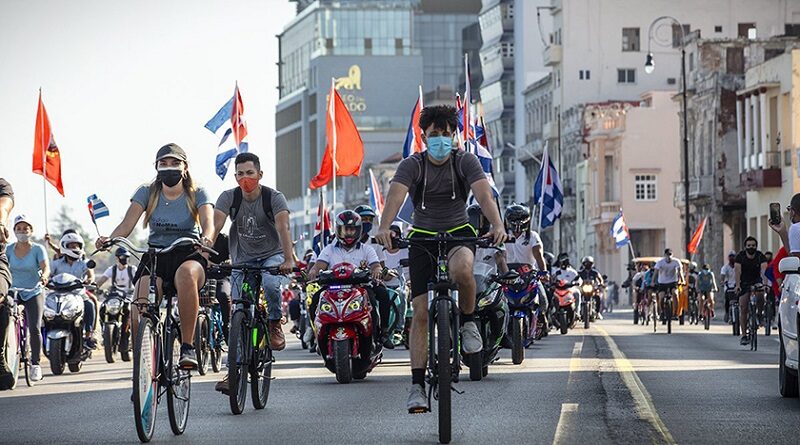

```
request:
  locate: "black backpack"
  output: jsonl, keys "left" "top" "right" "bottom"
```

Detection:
{"left": 111, "top": 265, "right": 134, "bottom": 288}
{"left": 229, "top": 186, "right": 274, "bottom": 222}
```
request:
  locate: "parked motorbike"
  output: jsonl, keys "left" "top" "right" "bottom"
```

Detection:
{"left": 501, "top": 264, "right": 542, "bottom": 365}
{"left": 553, "top": 278, "right": 579, "bottom": 334}
{"left": 99, "top": 286, "right": 132, "bottom": 363}
{"left": 463, "top": 262, "right": 509, "bottom": 380}
{"left": 43, "top": 273, "right": 92, "bottom": 375}
{"left": 312, "top": 263, "right": 398, "bottom": 383}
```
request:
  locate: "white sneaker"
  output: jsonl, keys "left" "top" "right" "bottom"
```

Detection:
{"left": 460, "top": 321, "right": 483, "bottom": 354}
{"left": 30, "top": 365, "right": 42, "bottom": 382}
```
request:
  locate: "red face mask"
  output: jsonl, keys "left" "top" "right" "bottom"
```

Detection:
{"left": 237, "top": 177, "right": 259, "bottom": 193}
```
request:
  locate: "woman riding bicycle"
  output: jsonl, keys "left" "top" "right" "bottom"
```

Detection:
{"left": 96, "top": 143, "right": 214, "bottom": 369}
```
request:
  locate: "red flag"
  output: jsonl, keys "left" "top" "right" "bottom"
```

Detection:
{"left": 687, "top": 216, "right": 707, "bottom": 255}
{"left": 32, "top": 92, "right": 64, "bottom": 196}
{"left": 309, "top": 82, "right": 364, "bottom": 189}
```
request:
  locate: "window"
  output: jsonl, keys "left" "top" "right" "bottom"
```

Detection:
{"left": 672, "top": 24, "right": 690, "bottom": 47}
{"left": 635, "top": 175, "right": 657, "bottom": 201}
{"left": 786, "top": 24, "right": 800, "bottom": 37}
{"left": 622, "top": 27, "right": 640, "bottom": 51}
{"left": 364, "top": 38, "right": 372, "bottom": 55}
{"left": 689, "top": 52, "right": 694, "bottom": 71}
{"left": 579, "top": 69, "right": 591, "bottom": 80}
{"left": 667, "top": 77, "right": 676, "bottom": 85}
{"left": 738, "top": 23, "right": 756, "bottom": 38}
{"left": 579, "top": 70, "right": 583, "bottom": 80}
{"left": 500, "top": 41, "right": 514, "bottom": 57}
{"left": 617, "top": 68, "right": 636, "bottom": 84}
{"left": 502, "top": 3, "right": 514, "bottom": 20}
{"left": 714, "top": 25, "right": 723, "bottom": 33}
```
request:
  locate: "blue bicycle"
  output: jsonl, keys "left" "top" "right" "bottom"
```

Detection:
{"left": 195, "top": 279, "right": 226, "bottom": 375}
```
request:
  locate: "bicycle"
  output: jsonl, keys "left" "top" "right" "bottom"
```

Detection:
{"left": 195, "top": 278, "right": 225, "bottom": 375}
{"left": 209, "top": 263, "right": 298, "bottom": 415}
{"left": 746, "top": 284, "right": 765, "bottom": 351}
{"left": 646, "top": 288, "right": 658, "bottom": 333}
{"left": 98, "top": 237, "right": 215, "bottom": 443}
{"left": 700, "top": 292, "right": 713, "bottom": 331}
{"left": 394, "top": 233, "right": 496, "bottom": 445}
{"left": 5, "top": 286, "right": 40, "bottom": 389}
{"left": 727, "top": 286, "right": 740, "bottom": 336}
{"left": 763, "top": 287, "right": 775, "bottom": 336}
{"left": 659, "top": 283, "right": 679, "bottom": 334}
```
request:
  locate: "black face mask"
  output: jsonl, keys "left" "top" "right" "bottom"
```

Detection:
{"left": 158, "top": 169, "right": 183, "bottom": 187}
{"left": 118, "top": 257, "right": 128, "bottom": 265}
{"left": 746, "top": 247, "right": 756, "bottom": 255}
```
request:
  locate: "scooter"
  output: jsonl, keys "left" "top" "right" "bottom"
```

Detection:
{"left": 501, "top": 264, "right": 542, "bottom": 365}
{"left": 99, "top": 286, "right": 132, "bottom": 363}
{"left": 313, "top": 263, "right": 398, "bottom": 384}
{"left": 463, "top": 262, "right": 509, "bottom": 381}
{"left": 43, "top": 273, "right": 92, "bottom": 375}
{"left": 553, "top": 278, "right": 579, "bottom": 334}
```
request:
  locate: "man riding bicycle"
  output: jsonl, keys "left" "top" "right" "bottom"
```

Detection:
{"left": 374, "top": 104, "right": 506, "bottom": 413}
{"left": 653, "top": 249, "right": 684, "bottom": 323}
{"left": 734, "top": 237, "right": 768, "bottom": 345}
{"left": 696, "top": 263, "right": 717, "bottom": 319}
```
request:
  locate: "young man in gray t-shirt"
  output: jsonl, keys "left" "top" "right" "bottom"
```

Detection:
{"left": 212, "top": 153, "right": 295, "bottom": 367}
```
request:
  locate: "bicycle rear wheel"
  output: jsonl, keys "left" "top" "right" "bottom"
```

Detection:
{"left": 666, "top": 300, "right": 672, "bottom": 334}
{"left": 251, "top": 320, "right": 272, "bottom": 409}
{"left": 750, "top": 305, "right": 758, "bottom": 351}
{"left": 133, "top": 317, "right": 158, "bottom": 443}
{"left": 194, "top": 315, "right": 209, "bottom": 376}
{"left": 166, "top": 327, "right": 191, "bottom": 435}
{"left": 228, "top": 311, "right": 249, "bottom": 414}
{"left": 436, "top": 298, "right": 452, "bottom": 444}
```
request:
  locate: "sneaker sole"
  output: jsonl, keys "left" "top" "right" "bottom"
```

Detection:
{"left": 408, "top": 407, "right": 430, "bottom": 414}
{"left": 179, "top": 361, "right": 198, "bottom": 370}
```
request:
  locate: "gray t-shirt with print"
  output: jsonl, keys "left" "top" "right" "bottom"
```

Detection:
{"left": 391, "top": 150, "right": 486, "bottom": 231}
{"left": 131, "top": 185, "right": 213, "bottom": 248}
{"left": 215, "top": 187, "right": 289, "bottom": 264}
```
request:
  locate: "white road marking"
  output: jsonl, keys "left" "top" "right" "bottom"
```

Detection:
{"left": 552, "top": 338, "right": 583, "bottom": 445}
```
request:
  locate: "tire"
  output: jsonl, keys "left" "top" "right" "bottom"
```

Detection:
{"left": 333, "top": 340, "right": 353, "bottom": 384}
{"left": 49, "top": 338, "right": 66, "bottom": 376}
{"left": 468, "top": 351, "right": 483, "bottom": 381}
{"left": 482, "top": 365, "right": 488, "bottom": 378}
{"left": 732, "top": 307, "right": 740, "bottom": 336}
{"left": 436, "top": 298, "right": 452, "bottom": 445}
{"left": 633, "top": 306, "right": 639, "bottom": 325}
{"left": 666, "top": 301, "right": 672, "bottom": 334}
{"left": 765, "top": 305, "right": 773, "bottom": 336}
{"left": 133, "top": 318, "right": 158, "bottom": 443}
{"left": 511, "top": 318, "right": 524, "bottom": 365}
{"left": 167, "top": 328, "right": 190, "bottom": 436}
{"left": 228, "top": 311, "right": 249, "bottom": 415}
{"left": 652, "top": 304, "right": 657, "bottom": 333}
{"left": 251, "top": 323, "right": 271, "bottom": 409}
{"left": 559, "top": 312, "right": 568, "bottom": 335}
{"left": 120, "top": 331, "right": 131, "bottom": 362}
{"left": 704, "top": 309, "right": 711, "bottom": 330}
{"left": 6, "top": 319, "right": 20, "bottom": 389}
{"left": 582, "top": 304, "right": 590, "bottom": 330}
{"left": 211, "top": 346, "right": 222, "bottom": 374}
{"left": 68, "top": 361, "right": 82, "bottom": 373}
{"left": 194, "top": 316, "right": 209, "bottom": 376}
{"left": 750, "top": 310, "right": 758, "bottom": 352}
{"left": 103, "top": 324, "right": 116, "bottom": 364}
{"left": 779, "top": 328, "right": 799, "bottom": 397}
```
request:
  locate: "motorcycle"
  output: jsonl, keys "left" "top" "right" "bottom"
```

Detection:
{"left": 98, "top": 286, "right": 132, "bottom": 363}
{"left": 303, "top": 282, "right": 319, "bottom": 353}
{"left": 553, "top": 278, "right": 579, "bottom": 334}
{"left": 501, "top": 264, "right": 543, "bottom": 365}
{"left": 313, "top": 263, "right": 398, "bottom": 383}
{"left": 579, "top": 281, "right": 599, "bottom": 328}
{"left": 463, "top": 262, "right": 509, "bottom": 381}
{"left": 43, "top": 273, "right": 92, "bottom": 375}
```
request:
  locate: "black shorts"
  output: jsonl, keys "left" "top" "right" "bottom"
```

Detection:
{"left": 656, "top": 282, "right": 679, "bottom": 293}
{"left": 133, "top": 246, "right": 208, "bottom": 293}
{"left": 408, "top": 226, "right": 477, "bottom": 299}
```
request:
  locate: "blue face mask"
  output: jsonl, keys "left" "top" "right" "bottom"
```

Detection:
{"left": 426, "top": 136, "right": 452, "bottom": 161}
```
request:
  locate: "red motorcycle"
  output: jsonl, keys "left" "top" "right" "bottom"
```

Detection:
{"left": 313, "top": 263, "right": 382, "bottom": 384}
{"left": 553, "top": 278, "right": 579, "bottom": 335}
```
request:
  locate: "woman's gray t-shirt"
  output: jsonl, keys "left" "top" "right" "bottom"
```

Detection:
{"left": 131, "top": 185, "right": 213, "bottom": 247}
{"left": 215, "top": 187, "right": 289, "bottom": 264}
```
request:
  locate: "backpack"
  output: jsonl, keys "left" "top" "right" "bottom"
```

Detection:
{"left": 410, "top": 151, "right": 469, "bottom": 208}
{"left": 229, "top": 186, "right": 274, "bottom": 223}
{"left": 697, "top": 271, "right": 714, "bottom": 290}
{"left": 112, "top": 265, "right": 134, "bottom": 289}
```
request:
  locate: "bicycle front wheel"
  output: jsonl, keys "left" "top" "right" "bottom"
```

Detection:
{"left": 251, "top": 320, "right": 272, "bottom": 409}
{"left": 228, "top": 311, "right": 249, "bottom": 414}
{"left": 133, "top": 317, "right": 158, "bottom": 443}
{"left": 436, "top": 298, "right": 452, "bottom": 444}
{"left": 166, "top": 328, "right": 191, "bottom": 435}
{"left": 750, "top": 306, "right": 758, "bottom": 351}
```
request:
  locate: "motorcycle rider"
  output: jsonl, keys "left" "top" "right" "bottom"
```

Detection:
{"left": 0, "top": 179, "right": 14, "bottom": 389}
{"left": 96, "top": 248, "right": 138, "bottom": 293}
{"left": 503, "top": 204, "right": 548, "bottom": 328}
{"left": 50, "top": 232, "right": 98, "bottom": 349}
{"left": 382, "top": 224, "right": 410, "bottom": 345}
{"left": 697, "top": 263, "right": 717, "bottom": 319}
{"left": 734, "top": 237, "right": 768, "bottom": 345}
{"left": 307, "top": 210, "right": 391, "bottom": 345}
{"left": 652, "top": 249, "right": 684, "bottom": 323}
{"left": 373, "top": 104, "right": 506, "bottom": 413}
{"left": 578, "top": 256, "right": 605, "bottom": 319}
{"left": 552, "top": 254, "right": 580, "bottom": 284}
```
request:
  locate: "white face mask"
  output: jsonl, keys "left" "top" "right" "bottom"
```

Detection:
{"left": 15, "top": 232, "right": 30, "bottom": 242}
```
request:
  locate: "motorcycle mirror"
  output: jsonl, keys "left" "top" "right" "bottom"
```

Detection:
{"left": 86, "top": 259, "right": 97, "bottom": 269}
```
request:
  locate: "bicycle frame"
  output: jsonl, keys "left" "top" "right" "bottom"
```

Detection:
{"left": 426, "top": 239, "right": 461, "bottom": 399}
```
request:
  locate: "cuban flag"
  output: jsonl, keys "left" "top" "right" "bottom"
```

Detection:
{"left": 312, "top": 191, "right": 332, "bottom": 255}
{"left": 205, "top": 84, "right": 249, "bottom": 179}
{"left": 458, "top": 97, "right": 499, "bottom": 200}
{"left": 402, "top": 86, "right": 425, "bottom": 158}
{"left": 86, "top": 194, "right": 110, "bottom": 223}
{"left": 368, "top": 169, "right": 385, "bottom": 217}
{"left": 533, "top": 144, "right": 563, "bottom": 229}
{"left": 610, "top": 211, "right": 631, "bottom": 248}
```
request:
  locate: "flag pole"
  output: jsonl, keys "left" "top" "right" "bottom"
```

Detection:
{"left": 39, "top": 88, "right": 49, "bottom": 236}
{"left": 330, "top": 78, "right": 337, "bottom": 215}
{"left": 537, "top": 143, "right": 547, "bottom": 233}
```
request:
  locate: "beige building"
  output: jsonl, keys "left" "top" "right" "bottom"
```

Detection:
{"left": 738, "top": 49, "right": 800, "bottom": 252}
{"left": 576, "top": 91, "right": 682, "bottom": 282}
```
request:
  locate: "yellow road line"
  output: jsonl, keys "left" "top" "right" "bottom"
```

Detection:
{"left": 596, "top": 326, "right": 676, "bottom": 445}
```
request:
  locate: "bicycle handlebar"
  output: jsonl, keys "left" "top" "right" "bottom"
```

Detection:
{"left": 209, "top": 264, "right": 302, "bottom": 276}
{"left": 373, "top": 235, "right": 514, "bottom": 250}
{"left": 95, "top": 236, "right": 218, "bottom": 257}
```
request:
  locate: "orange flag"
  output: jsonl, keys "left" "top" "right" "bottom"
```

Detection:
{"left": 32, "top": 92, "right": 65, "bottom": 196}
{"left": 687, "top": 216, "right": 707, "bottom": 255}
{"left": 309, "top": 82, "right": 364, "bottom": 189}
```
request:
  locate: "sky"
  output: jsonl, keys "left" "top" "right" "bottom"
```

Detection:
{"left": 0, "top": 0, "right": 296, "bottom": 238}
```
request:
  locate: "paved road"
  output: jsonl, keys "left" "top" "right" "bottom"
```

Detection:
{"left": 1, "top": 312, "right": 797, "bottom": 444}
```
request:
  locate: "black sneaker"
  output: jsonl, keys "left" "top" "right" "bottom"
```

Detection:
{"left": 179, "top": 344, "right": 198, "bottom": 370}
{"left": 740, "top": 335, "right": 749, "bottom": 345}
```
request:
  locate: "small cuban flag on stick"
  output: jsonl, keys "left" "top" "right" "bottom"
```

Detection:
{"left": 205, "top": 83, "right": 249, "bottom": 180}
{"left": 610, "top": 210, "right": 631, "bottom": 248}
{"left": 87, "top": 194, "right": 110, "bottom": 236}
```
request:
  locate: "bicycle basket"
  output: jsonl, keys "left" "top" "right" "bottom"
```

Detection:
{"left": 200, "top": 279, "right": 218, "bottom": 306}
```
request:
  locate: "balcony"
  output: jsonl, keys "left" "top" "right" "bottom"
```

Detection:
{"left": 592, "top": 201, "right": 620, "bottom": 223}
{"left": 543, "top": 45, "right": 562, "bottom": 66}
{"left": 673, "top": 176, "right": 715, "bottom": 208}
{"left": 542, "top": 121, "right": 558, "bottom": 140}
{"left": 740, "top": 151, "right": 782, "bottom": 190}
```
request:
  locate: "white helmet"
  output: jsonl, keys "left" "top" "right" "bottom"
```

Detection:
{"left": 581, "top": 256, "right": 595, "bottom": 265}
{"left": 60, "top": 233, "right": 84, "bottom": 260}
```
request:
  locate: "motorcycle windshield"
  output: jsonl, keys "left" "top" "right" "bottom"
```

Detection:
{"left": 473, "top": 262, "right": 497, "bottom": 295}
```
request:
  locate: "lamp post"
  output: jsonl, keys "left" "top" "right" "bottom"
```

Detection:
{"left": 644, "top": 16, "right": 691, "bottom": 259}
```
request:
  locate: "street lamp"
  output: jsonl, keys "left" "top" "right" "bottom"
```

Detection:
{"left": 644, "top": 16, "right": 691, "bottom": 259}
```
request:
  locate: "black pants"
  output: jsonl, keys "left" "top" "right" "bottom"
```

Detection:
{"left": 310, "top": 285, "right": 390, "bottom": 336}
{"left": 0, "top": 273, "right": 10, "bottom": 377}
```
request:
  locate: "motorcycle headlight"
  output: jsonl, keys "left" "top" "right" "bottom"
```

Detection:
{"left": 581, "top": 284, "right": 594, "bottom": 294}
{"left": 478, "top": 294, "right": 494, "bottom": 309}
{"left": 44, "top": 307, "right": 56, "bottom": 319}
{"left": 320, "top": 302, "right": 334, "bottom": 314}
{"left": 106, "top": 298, "right": 122, "bottom": 315}
{"left": 346, "top": 296, "right": 363, "bottom": 314}
{"left": 61, "top": 299, "right": 82, "bottom": 320}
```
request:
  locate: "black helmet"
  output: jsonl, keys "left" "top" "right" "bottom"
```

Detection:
{"left": 467, "top": 204, "right": 490, "bottom": 236}
{"left": 353, "top": 205, "right": 376, "bottom": 220}
{"left": 504, "top": 204, "right": 531, "bottom": 233}
{"left": 115, "top": 247, "right": 130, "bottom": 258}
{"left": 335, "top": 210, "right": 362, "bottom": 248}
{"left": 557, "top": 253, "right": 570, "bottom": 266}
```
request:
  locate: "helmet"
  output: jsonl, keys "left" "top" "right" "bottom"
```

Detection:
{"left": 543, "top": 251, "right": 555, "bottom": 267}
{"left": 353, "top": 205, "right": 376, "bottom": 220}
{"left": 467, "top": 204, "right": 490, "bottom": 236}
{"left": 115, "top": 247, "right": 130, "bottom": 258}
{"left": 557, "top": 253, "right": 570, "bottom": 265}
{"left": 60, "top": 233, "right": 85, "bottom": 260}
{"left": 689, "top": 261, "right": 697, "bottom": 271}
{"left": 335, "top": 210, "right": 362, "bottom": 248}
{"left": 504, "top": 204, "right": 531, "bottom": 233}
{"left": 581, "top": 256, "right": 594, "bottom": 267}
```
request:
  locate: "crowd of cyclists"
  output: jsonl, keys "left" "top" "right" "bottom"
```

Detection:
{"left": 1, "top": 103, "right": 794, "bottom": 441}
